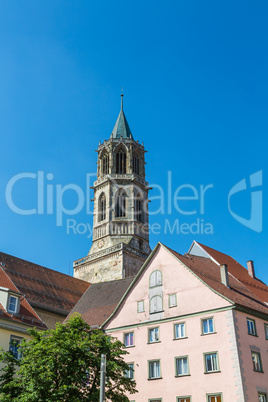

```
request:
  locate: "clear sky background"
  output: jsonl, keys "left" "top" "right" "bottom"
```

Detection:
{"left": 0, "top": 0, "right": 267, "bottom": 282}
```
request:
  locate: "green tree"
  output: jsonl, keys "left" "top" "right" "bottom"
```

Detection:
{"left": 0, "top": 314, "right": 137, "bottom": 401}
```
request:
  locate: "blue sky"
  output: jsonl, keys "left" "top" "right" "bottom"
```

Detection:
{"left": 0, "top": 0, "right": 267, "bottom": 282}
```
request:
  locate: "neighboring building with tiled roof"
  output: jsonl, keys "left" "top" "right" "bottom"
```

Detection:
{"left": 71, "top": 241, "right": 268, "bottom": 401}
{"left": 0, "top": 265, "right": 47, "bottom": 361}
{"left": 0, "top": 251, "right": 90, "bottom": 329}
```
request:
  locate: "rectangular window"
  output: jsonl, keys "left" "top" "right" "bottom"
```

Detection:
{"left": 202, "top": 318, "right": 214, "bottom": 334}
{"left": 264, "top": 324, "right": 268, "bottom": 340}
{"left": 252, "top": 351, "right": 262, "bottom": 372}
{"left": 207, "top": 395, "right": 222, "bottom": 402}
{"left": 149, "top": 400, "right": 162, "bottom": 402}
{"left": 175, "top": 356, "right": 189, "bottom": 376}
{"left": 124, "top": 332, "right": 134, "bottom": 347}
{"left": 204, "top": 352, "right": 219, "bottom": 373}
{"left": 247, "top": 318, "right": 257, "bottom": 336}
{"left": 9, "top": 336, "right": 22, "bottom": 359}
{"left": 177, "top": 398, "right": 191, "bottom": 402}
{"left": 169, "top": 294, "right": 177, "bottom": 307}
{"left": 148, "top": 327, "right": 160, "bottom": 343}
{"left": 137, "top": 300, "right": 144, "bottom": 313}
{"left": 148, "top": 360, "right": 161, "bottom": 379}
{"left": 125, "top": 363, "right": 134, "bottom": 379}
{"left": 259, "top": 393, "right": 267, "bottom": 402}
{"left": 174, "top": 323, "right": 186, "bottom": 339}
{"left": 8, "top": 295, "right": 18, "bottom": 314}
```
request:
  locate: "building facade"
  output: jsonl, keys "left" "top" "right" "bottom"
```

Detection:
{"left": 73, "top": 95, "right": 151, "bottom": 284}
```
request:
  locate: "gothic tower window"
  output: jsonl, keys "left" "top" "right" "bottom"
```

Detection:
{"left": 99, "top": 193, "right": 106, "bottom": 221}
{"left": 135, "top": 193, "right": 143, "bottom": 222}
{"left": 102, "top": 153, "right": 109, "bottom": 176}
{"left": 115, "top": 190, "right": 126, "bottom": 218}
{"left": 133, "top": 152, "right": 140, "bottom": 175}
{"left": 116, "top": 148, "right": 126, "bottom": 174}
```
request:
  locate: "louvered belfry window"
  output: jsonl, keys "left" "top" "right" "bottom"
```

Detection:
{"left": 116, "top": 149, "right": 126, "bottom": 174}
{"left": 102, "top": 153, "right": 109, "bottom": 175}
{"left": 133, "top": 153, "right": 139, "bottom": 175}
{"left": 99, "top": 194, "right": 106, "bottom": 221}
{"left": 115, "top": 191, "right": 126, "bottom": 217}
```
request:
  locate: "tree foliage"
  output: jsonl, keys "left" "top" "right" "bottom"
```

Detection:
{"left": 0, "top": 314, "right": 137, "bottom": 401}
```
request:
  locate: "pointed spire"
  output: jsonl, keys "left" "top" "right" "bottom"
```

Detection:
{"left": 110, "top": 93, "right": 133, "bottom": 139}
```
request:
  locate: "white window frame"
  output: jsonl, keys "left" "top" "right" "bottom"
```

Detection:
{"left": 251, "top": 351, "right": 263, "bottom": 372}
{"left": 177, "top": 397, "right": 191, "bottom": 402}
{"left": 207, "top": 394, "right": 222, "bottom": 402}
{"left": 202, "top": 317, "right": 214, "bottom": 334}
{"left": 150, "top": 295, "right": 163, "bottom": 314}
{"left": 259, "top": 393, "right": 267, "bottom": 402}
{"left": 204, "top": 352, "right": 219, "bottom": 373}
{"left": 9, "top": 335, "right": 23, "bottom": 359}
{"left": 125, "top": 363, "right": 134, "bottom": 379}
{"left": 124, "top": 332, "right": 134, "bottom": 347}
{"left": 175, "top": 356, "right": 189, "bottom": 376}
{"left": 247, "top": 318, "right": 257, "bottom": 336}
{"left": 264, "top": 323, "right": 268, "bottom": 340}
{"left": 148, "top": 359, "right": 161, "bottom": 379}
{"left": 174, "top": 322, "right": 186, "bottom": 339}
{"left": 7, "top": 295, "right": 19, "bottom": 314}
{"left": 148, "top": 327, "right": 160, "bottom": 343}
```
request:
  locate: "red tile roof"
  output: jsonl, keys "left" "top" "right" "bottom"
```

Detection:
{"left": 66, "top": 277, "right": 134, "bottom": 327}
{"left": 0, "top": 252, "right": 90, "bottom": 316}
{"left": 194, "top": 242, "right": 268, "bottom": 303}
{"left": 0, "top": 266, "right": 46, "bottom": 329}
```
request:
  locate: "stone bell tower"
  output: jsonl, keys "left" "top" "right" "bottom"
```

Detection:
{"left": 73, "top": 95, "right": 151, "bottom": 283}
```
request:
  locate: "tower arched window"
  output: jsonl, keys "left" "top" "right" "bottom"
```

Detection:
{"left": 99, "top": 193, "right": 106, "bottom": 221}
{"left": 115, "top": 191, "right": 126, "bottom": 218}
{"left": 135, "top": 193, "right": 143, "bottom": 222}
{"left": 116, "top": 148, "right": 126, "bottom": 174}
{"left": 102, "top": 153, "right": 109, "bottom": 176}
{"left": 133, "top": 152, "right": 140, "bottom": 175}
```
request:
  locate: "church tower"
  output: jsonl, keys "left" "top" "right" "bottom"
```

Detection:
{"left": 73, "top": 95, "right": 151, "bottom": 283}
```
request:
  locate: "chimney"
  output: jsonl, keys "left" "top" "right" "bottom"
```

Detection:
{"left": 220, "top": 264, "right": 229, "bottom": 288}
{"left": 247, "top": 260, "right": 255, "bottom": 278}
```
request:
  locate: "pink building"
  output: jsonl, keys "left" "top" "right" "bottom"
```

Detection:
{"left": 70, "top": 241, "right": 268, "bottom": 402}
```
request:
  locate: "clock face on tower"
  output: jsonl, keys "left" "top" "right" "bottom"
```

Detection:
{"left": 98, "top": 239, "right": 105, "bottom": 249}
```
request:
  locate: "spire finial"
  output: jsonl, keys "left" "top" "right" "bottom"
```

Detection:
{"left": 121, "top": 87, "right": 124, "bottom": 111}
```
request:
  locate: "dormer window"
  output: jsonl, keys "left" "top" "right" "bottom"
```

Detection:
{"left": 8, "top": 295, "right": 19, "bottom": 314}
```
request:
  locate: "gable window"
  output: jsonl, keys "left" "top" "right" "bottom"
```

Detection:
{"left": 125, "top": 363, "right": 134, "bottom": 379}
{"left": 102, "top": 153, "right": 109, "bottom": 175}
{"left": 202, "top": 318, "right": 214, "bottom": 334}
{"left": 177, "top": 398, "right": 191, "bottom": 402}
{"left": 174, "top": 323, "right": 186, "bottom": 339}
{"left": 99, "top": 193, "right": 106, "bottom": 221}
{"left": 204, "top": 352, "right": 219, "bottom": 373}
{"left": 150, "top": 296, "right": 163, "bottom": 314}
{"left": 259, "top": 393, "right": 267, "bottom": 402}
{"left": 124, "top": 332, "right": 134, "bottom": 347}
{"left": 252, "top": 351, "right": 263, "bottom": 372}
{"left": 247, "top": 318, "right": 257, "bottom": 336}
{"left": 149, "top": 270, "right": 162, "bottom": 287}
{"left": 137, "top": 300, "right": 144, "bottom": 313}
{"left": 9, "top": 336, "right": 22, "bottom": 359}
{"left": 264, "top": 324, "right": 268, "bottom": 340}
{"left": 169, "top": 293, "right": 177, "bottom": 307}
{"left": 148, "top": 360, "right": 161, "bottom": 379}
{"left": 115, "top": 191, "right": 126, "bottom": 218}
{"left": 116, "top": 148, "right": 126, "bottom": 174}
{"left": 133, "top": 153, "right": 140, "bottom": 175}
{"left": 207, "top": 395, "right": 222, "bottom": 402}
{"left": 175, "top": 356, "right": 189, "bottom": 376}
{"left": 148, "top": 327, "right": 159, "bottom": 343}
{"left": 7, "top": 295, "right": 18, "bottom": 314}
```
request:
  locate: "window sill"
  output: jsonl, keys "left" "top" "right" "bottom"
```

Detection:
{"left": 248, "top": 333, "right": 258, "bottom": 337}
{"left": 201, "top": 332, "right": 217, "bottom": 336}
{"left": 173, "top": 337, "right": 188, "bottom": 341}
{"left": 253, "top": 369, "right": 264, "bottom": 373}
{"left": 204, "top": 370, "right": 221, "bottom": 374}
{"left": 147, "top": 341, "right": 161, "bottom": 345}
{"left": 175, "top": 374, "right": 191, "bottom": 378}
{"left": 150, "top": 310, "right": 164, "bottom": 315}
{"left": 147, "top": 377, "right": 162, "bottom": 381}
{"left": 169, "top": 305, "right": 177, "bottom": 308}
{"left": 124, "top": 345, "right": 135, "bottom": 349}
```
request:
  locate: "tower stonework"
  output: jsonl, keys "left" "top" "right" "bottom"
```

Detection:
{"left": 73, "top": 96, "right": 151, "bottom": 283}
